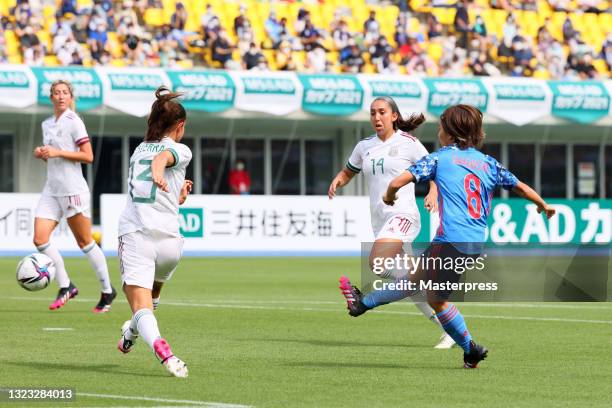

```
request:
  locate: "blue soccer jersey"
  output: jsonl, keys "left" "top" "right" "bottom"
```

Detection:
{"left": 408, "top": 145, "right": 518, "bottom": 252}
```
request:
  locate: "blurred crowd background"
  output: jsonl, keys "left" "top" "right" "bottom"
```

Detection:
{"left": 0, "top": 0, "right": 610, "bottom": 79}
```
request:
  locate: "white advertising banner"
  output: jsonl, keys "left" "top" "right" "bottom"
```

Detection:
{"left": 0, "top": 194, "right": 78, "bottom": 254}
{"left": 358, "top": 74, "right": 428, "bottom": 117}
{"left": 96, "top": 67, "right": 172, "bottom": 117}
{"left": 101, "top": 194, "right": 373, "bottom": 254}
{"left": 228, "top": 71, "right": 302, "bottom": 115}
{"left": 481, "top": 77, "right": 553, "bottom": 126}
{"left": 0, "top": 64, "right": 37, "bottom": 108}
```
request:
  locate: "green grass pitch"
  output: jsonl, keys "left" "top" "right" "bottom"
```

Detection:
{"left": 1, "top": 256, "right": 611, "bottom": 407}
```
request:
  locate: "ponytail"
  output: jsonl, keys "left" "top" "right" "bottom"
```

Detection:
{"left": 372, "top": 96, "right": 425, "bottom": 133}
{"left": 145, "top": 86, "right": 186, "bottom": 142}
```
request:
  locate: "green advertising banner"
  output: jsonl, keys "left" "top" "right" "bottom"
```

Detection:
{"left": 424, "top": 78, "right": 488, "bottom": 116}
{"left": 0, "top": 65, "right": 37, "bottom": 108}
{"left": 31, "top": 67, "right": 103, "bottom": 111}
{"left": 167, "top": 70, "right": 234, "bottom": 112}
{"left": 548, "top": 81, "right": 610, "bottom": 124}
{"left": 416, "top": 199, "right": 611, "bottom": 244}
{"left": 299, "top": 74, "right": 363, "bottom": 116}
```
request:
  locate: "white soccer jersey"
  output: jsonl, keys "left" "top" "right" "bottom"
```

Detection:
{"left": 118, "top": 137, "right": 192, "bottom": 238}
{"left": 41, "top": 109, "right": 90, "bottom": 196}
{"left": 347, "top": 130, "right": 429, "bottom": 233}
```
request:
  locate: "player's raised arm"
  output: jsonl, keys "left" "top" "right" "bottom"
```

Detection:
{"left": 328, "top": 167, "right": 357, "bottom": 199}
{"left": 150, "top": 150, "right": 175, "bottom": 193}
{"left": 512, "top": 181, "right": 556, "bottom": 219}
{"left": 382, "top": 171, "right": 415, "bottom": 205}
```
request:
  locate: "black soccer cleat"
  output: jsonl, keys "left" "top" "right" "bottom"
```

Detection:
{"left": 463, "top": 340, "right": 488, "bottom": 368}
{"left": 339, "top": 276, "right": 370, "bottom": 317}
{"left": 93, "top": 286, "right": 117, "bottom": 313}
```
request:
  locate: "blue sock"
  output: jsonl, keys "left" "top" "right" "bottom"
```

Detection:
{"left": 362, "top": 280, "right": 410, "bottom": 309}
{"left": 436, "top": 304, "right": 472, "bottom": 353}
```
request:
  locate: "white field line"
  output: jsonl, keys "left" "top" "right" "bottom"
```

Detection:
{"left": 42, "top": 327, "right": 74, "bottom": 331}
{"left": 7, "top": 296, "right": 612, "bottom": 325}
{"left": 77, "top": 392, "right": 252, "bottom": 408}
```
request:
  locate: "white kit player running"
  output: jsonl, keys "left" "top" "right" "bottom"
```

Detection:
{"left": 329, "top": 96, "right": 455, "bottom": 349}
{"left": 33, "top": 79, "right": 116, "bottom": 313}
{"left": 116, "top": 87, "right": 192, "bottom": 378}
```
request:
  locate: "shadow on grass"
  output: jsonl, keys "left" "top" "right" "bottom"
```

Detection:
{"left": 285, "top": 360, "right": 460, "bottom": 370}
{"left": 2, "top": 360, "right": 166, "bottom": 378}
{"left": 239, "top": 337, "right": 431, "bottom": 348}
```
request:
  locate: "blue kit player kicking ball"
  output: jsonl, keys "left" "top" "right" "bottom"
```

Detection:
{"left": 379, "top": 104, "right": 557, "bottom": 368}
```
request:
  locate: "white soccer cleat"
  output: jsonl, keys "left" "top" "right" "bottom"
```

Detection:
{"left": 434, "top": 332, "right": 456, "bottom": 349}
{"left": 117, "top": 320, "right": 138, "bottom": 353}
{"left": 163, "top": 356, "right": 189, "bottom": 378}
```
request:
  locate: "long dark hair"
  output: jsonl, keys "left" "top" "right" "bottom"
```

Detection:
{"left": 372, "top": 96, "right": 425, "bottom": 133}
{"left": 439, "top": 104, "right": 485, "bottom": 149}
{"left": 145, "top": 86, "right": 186, "bottom": 142}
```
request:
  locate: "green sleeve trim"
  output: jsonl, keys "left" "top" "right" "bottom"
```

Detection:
{"left": 166, "top": 148, "right": 180, "bottom": 168}
{"left": 346, "top": 161, "right": 361, "bottom": 173}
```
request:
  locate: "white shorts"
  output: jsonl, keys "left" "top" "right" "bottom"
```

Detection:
{"left": 373, "top": 214, "right": 420, "bottom": 243}
{"left": 35, "top": 192, "right": 91, "bottom": 221}
{"left": 118, "top": 230, "right": 184, "bottom": 290}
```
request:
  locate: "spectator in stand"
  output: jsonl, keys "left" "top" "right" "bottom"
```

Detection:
{"left": 265, "top": 11, "right": 283, "bottom": 49}
{"left": 27, "top": 46, "right": 44, "bottom": 65}
{"left": 512, "top": 34, "right": 534, "bottom": 75}
{"left": 59, "top": 0, "right": 77, "bottom": 17}
{"left": 332, "top": 20, "right": 351, "bottom": 51}
{"left": 171, "top": 2, "right": 188, "bottom": 31}
{"left": 573, "top": 53, "right": 598, "bottom": 78}
{"left": 211, "top": 28, "right": 234, "bottom": 68}
{"left": 88, "top": 19, "right": 109, "bottom": 64}
{"left": 300, "top": 20, "right": 322, "bottom": 52}
{"left": 276, "top": 40, "right": 298, "bottom": 71}
{"left": 498, "top": 13, "right": 517, "bottom": 60}
{"left": 427, "top": 13, "right": 443, "bottom": 41}
{"left": 243, "top": 42, "right": 264, "bottom": 70}
{"left": 519, "top": 0, "right": 538, "bottom": 11}
{"left": 307, "top": 43, "right": 327, "bottom": 73}
{"left": 577, "top": 0, "right": 601, "bottom": 13}
{"left": 72, "top": 13, "right": 89, "bottom": 44}
{"left": 123, "top": 23, "right": 144, "bottom": 65}
{"left": 363, "top": 10, "right": 380, "bottom": 47}
{"left": 454, "top": 0, "right": 471, "bottom": 49}
{"left": 200, "top": 3, "right": 219, "bottom": 43}
{"left": 234, "top": 5, "right": 248, "bottom": 37}
{"left": 0, "top": 24, "right": 7, "bottom": 63}
{"left": 562, "top": 16, "right": 575, "bottom": 43}
{"left": 237, "top": 20, "right": 255, "bottom": 55}
{"left": 20, "top": 25, "right": 42, "bottom": 58}
{"left": 490, "top": 0, "right": 512, "bottom": 10}
{"left": 473, "top": 15, "right": 487, "bottom": 40}
{"left": 13, "top": 0, "right": 32, "bottom": 19}
{"left": 14, "top": 12, "right": 30, "bottom": 40}
{"left": 370, "top": 36, "right": 393, "bottom": 73}
{"left": 294, "top": 9, "right": 309, "bottom": 35}
{"left": 548, "top": 0, "right": 570, "bottom": 12}
{"left": 229, "top": 160, "right": 251, "bottom": 195}
{"left": 341, "top": 41, "right": 364, "bottom": 73}
{"left": 156, "top": 24, "right": 179, "bottom": 67}
{"left": 602, "top": 34, "right": 612, "bottom": 71}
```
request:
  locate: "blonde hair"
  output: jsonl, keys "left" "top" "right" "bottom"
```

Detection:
{"left": 50, "top": 79, "right": 76, "bottom": 111}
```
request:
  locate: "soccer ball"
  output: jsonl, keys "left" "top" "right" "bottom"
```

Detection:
{"left": 16, "top": 253, "right": 56, "bottom": 291}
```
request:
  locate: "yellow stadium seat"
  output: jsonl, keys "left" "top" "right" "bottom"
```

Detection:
{"left": 4, "top": 30, "right": 19, "bottom": 56}
{"left": 177, "top": 58, "right": 194, "bottom": 69}
{"left": 427, "top": 42, "right": 443, "bottom": 63}
{"left": 44, "top": 55, "right": 60, "bottom": 66}
{"left": 532, "top": 68, "right": 551, "bottom": 79}
{"left": 144, "top": 8, "right": 166, "bottom": 27}
{"left": 111, "top": 58, "right": 128, "bottom": 67}
{"left": 8, "top": 54, "right": 22, "bottom": 64}
{"left": 77, "top": 0, "right": 93, "bottom": 10}
{"left": 37, "top": 31, "right": 52, "bottom": 52}
{"left": 106, "top": 32, "right": 123, "bottom": 59}
{"left": 593, "top": 59, "right": 608, "bottom": 74}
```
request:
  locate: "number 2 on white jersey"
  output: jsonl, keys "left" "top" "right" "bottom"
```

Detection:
{"left": 128, "top": 159, "right": 157, "bottom": 203}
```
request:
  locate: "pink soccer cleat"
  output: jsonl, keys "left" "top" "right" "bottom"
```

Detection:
{"left": 154, "top": 338, "right": 188, "bottom": 378}
{"left": 49, "top": 282, "right": 78, "bottom": 310}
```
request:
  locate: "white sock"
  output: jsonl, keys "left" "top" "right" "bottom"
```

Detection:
{"left": 408, "top": 290, "right": 444, "bottom": 330}
{"left": 132, "top": 308, "right": 161, "bottom": 349}
{"left": 37, "top": 241, "right": 70, "bottom": 288}
{"left": 82, "top": 241, "right": 112, "bottom": 293}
